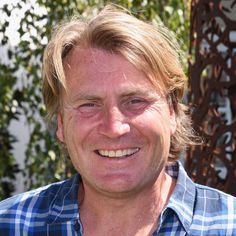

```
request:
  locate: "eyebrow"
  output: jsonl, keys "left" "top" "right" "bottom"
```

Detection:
{"left": 69, "top": 87, "right": 162, "bottom": 102}
{"left": 120, "top": 89, "right": 161, "bottom": 98}
{"left": 70, "top": 94, "right": 102, "bottom": 104}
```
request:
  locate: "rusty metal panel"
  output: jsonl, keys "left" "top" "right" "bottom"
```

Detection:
{"left": 186, "top": 0, "right": 236, "bottom": 196}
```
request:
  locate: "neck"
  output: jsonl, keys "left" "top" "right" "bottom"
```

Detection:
{"left": 78, "top": 170, "right": 176, "bottom": 236}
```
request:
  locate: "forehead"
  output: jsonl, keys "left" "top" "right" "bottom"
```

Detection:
{"left": 64, "top": 48, "right": 131, "bottom": 77}
{"left": 64, "top": 47, "right": 137, "bottom": 75}
{"left": 63, "top": 47, "right": 164, "bottom": 94}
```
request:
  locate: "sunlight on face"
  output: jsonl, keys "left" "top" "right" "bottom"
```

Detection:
{"left": 57, "top": 48, "right": 176, "bottom": 198}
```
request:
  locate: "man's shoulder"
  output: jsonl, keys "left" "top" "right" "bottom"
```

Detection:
{"left": 173, "top": 161, "right": 236, "bottom": 234}
{"left": 187, "top": 183, "right": 236, "bottom": 234}
{"left": 0, "top": 175, "right": 78, "bottom": 220}
{"left": 1, "top": 181, "right": 60, "bottom": 211}
{"left": 174, "top": 161, "right": 236, "bottom": 212}
{"left": 195, "top": 182, "right": 236, "bottom": 206}
{"left": 0, "top": 175, "right": 80, "bottom": 234}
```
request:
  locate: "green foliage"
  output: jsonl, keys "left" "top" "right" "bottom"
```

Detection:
{"left": 0, "top": 64, "right": 20, "bottom": 199}
{"left": 0, "top": 0, "right": 190, "bottom": 200}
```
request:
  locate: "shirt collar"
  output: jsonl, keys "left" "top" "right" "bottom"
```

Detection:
{"left": 46, "top": 174, "right": 81, "bottom": 224}
{"left": 162, "top": 160, "right": 196, "bottom": 232}
{"left": 46, "top": 160, "right": 196, "bottom": 231}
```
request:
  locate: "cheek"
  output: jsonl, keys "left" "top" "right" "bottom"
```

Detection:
{"left": 63, "top": 111, "right": 98, "bottom": 148}
{"left": 62, "top": 112, "right": 81, "bottom": 148}
{"left": 136, "top": 104, "right": 171, "bottom": 129}
{"left": 150, "top": 104, "right": 175, "bottom": 135}
{"left": 133, "top": 107, "right": 173, "bottom": 144}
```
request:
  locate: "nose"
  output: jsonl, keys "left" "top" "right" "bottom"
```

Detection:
{"left": 98, "top": 106, "right": 130, "bottom": 139}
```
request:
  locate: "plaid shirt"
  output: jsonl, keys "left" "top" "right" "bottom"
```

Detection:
{"left": 0, "top": 161, "right": 235, "bottom": 235}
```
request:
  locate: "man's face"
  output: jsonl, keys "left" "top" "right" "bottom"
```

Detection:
{"left": 57, "top": 48, "right": 176, "bottom": 197}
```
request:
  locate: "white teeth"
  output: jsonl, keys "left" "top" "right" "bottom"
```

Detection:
{"left": 98, "top": 148, "right": 139, "bottom": 158}
{"left": 109, "top": 151, "right": 115, "bottom": 157}
{"left": 116, "top": 150, "right": 122, "bottom": 157}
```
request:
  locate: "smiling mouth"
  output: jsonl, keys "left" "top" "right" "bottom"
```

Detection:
{"left": 96, "top": 148, "right": 140, "bottom": 158}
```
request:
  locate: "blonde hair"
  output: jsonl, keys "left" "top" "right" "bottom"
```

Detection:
{"left": 43, "top": 4, "right": 197, "bottom": 161}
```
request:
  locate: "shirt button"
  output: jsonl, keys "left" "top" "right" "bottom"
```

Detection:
{"left": 74, "top": 220, "right": 80, "bottom": 232}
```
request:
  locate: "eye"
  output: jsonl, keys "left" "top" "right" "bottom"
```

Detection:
{"left": 129, "top": 98, "right": 145, "bottom": 104}
{"left": 80, "top": 103, "right": 96, "bottom": 108}
{"left": 127, "top": 97, "right": 148, "bottom": 106}
{"left": 124, "top": 97, "right": 149, "bottom": 113}
{"left": 76, "top": 102, "right": 99, "bottom": 116}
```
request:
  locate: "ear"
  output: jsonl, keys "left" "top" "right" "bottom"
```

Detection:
{"left": 56, "top": 113, "right": 65, "bottom": 142}
{"left": 169, "top": 107, "right": 177, "bottom": 135}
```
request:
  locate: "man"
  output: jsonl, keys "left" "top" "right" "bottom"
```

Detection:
{"left": 0, "top": 4, "right": 235, "bottom": 236}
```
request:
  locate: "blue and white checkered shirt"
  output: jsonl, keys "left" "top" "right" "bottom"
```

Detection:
{"left": 0, "top": 161, "right": 235, "bottom": 235}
